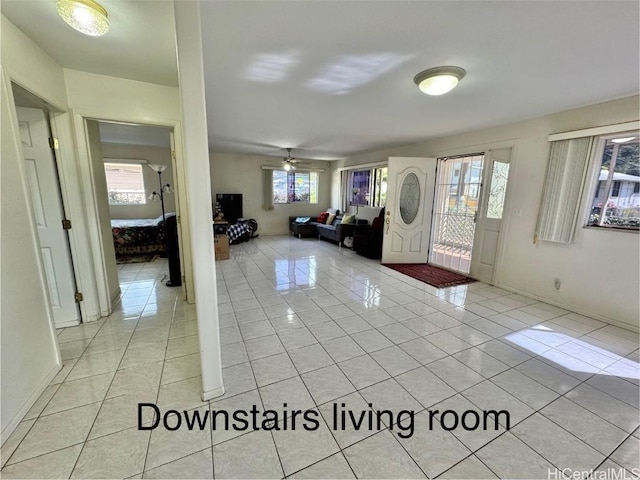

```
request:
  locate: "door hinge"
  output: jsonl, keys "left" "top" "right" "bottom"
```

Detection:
{"left": 62, "top": 219, "right": 72, "bottom": 230}
{"left": 177, "top": 215, "right": 181, "bottom": 224}
{"left": 74, "top": 292, "right": 84, "bottom": 303}
{"left": 49, "top": 137, "right": 59, "bottom": 150}
{"left": 171, "top": 150, "right": 176, "bottom": 161}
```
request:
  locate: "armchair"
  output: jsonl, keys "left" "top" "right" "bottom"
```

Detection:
{"left": 353, "top": 208, "right": 384, "bottom": 259}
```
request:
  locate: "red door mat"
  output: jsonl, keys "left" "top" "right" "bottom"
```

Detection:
{"left": 383, "top": 263, "right": 475, "bottom": 288}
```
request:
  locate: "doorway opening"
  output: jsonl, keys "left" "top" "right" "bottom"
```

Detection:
{"left": 89, "top": 120, "right": 181, "bottom": 298}
{"left": 429, "top": 153, "right": 484, "bottom": 274}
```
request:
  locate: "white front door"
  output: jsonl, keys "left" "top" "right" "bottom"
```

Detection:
{"left": 470, "top": 148, "right": 512, "bottom": 284}
{"left": 382, "top": 157, "right": 437, "bottom": 264}
{"left": 17, "top": 107, "right": 80, "bottom": 327}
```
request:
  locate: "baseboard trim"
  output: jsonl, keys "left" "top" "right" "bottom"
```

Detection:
{"left": 55, "top": 319, "right": 80, "bottom": 329}
{"left": 201, "top": 385, "right": 225, "bottom": 401}
{"left": 494, "top": 283, "right": 639, "bottom": 333}
{"left": 1, "top": 363, "right": 60, "bottom": 446}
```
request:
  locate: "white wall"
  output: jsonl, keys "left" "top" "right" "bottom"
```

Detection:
{"left": 333, "top": 96, "right": 640, "bottom": 330}
{"left": 0, "top": 16, "right": 70, "bottom": 443}
{"left": 64, "top": 69, "right": 181, "bottom": 122}
{"left": 101, "top": 143, "right": 175, "bottom": 220}
{"left": 210, "top": 152, "right": 333, "bottom": 235}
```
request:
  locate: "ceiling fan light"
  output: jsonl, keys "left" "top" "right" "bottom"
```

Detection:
{"left": 283, "top": 162, "right": 292, "bottom": 171}
{"left": 57, "top": 0, "right": 109, "bottom": 37}
{"left": 414, "top": 66, "right": 466, "bottom": 96}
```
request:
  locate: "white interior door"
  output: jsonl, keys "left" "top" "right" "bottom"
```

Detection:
{"left": 382, "top": 157, "right": 437, "bottom": 264}
{"left": 470, "top": 148, "right": 512, "bottom": 283}
{"left": 17, "top": 107, "right": 80, "bottom": 327}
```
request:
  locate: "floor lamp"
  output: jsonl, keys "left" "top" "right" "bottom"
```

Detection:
{"left": 147, "top": 164, "right": 173, "bottom": 261}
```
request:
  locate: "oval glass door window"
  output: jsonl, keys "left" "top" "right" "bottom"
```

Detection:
{"left": 399, "top": 173, "right": 420, "bottom": 224}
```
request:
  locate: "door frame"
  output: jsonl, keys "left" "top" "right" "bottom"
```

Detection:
{"left": 428, "top": 152, "right": 485, "bottom": 275}
{"left": 469, "top": 147, "right": 513, "bottom": 284}
{"left": 426, "top": 140, "right": 518, "bottom": 286}
{"left": 71, "top": 110, "right": 193, "bottom": 316}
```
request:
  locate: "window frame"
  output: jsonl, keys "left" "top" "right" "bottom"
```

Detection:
{"left": 272, "top": 170, "right": 319, "bottom": 205}
{"left": 583, "top": 131, "right": 640, "bottom": 233}
{"left": 103, "top": 161, "right": 147, "bottom": 206}
{"left": 348, "top": 166, "right": 388, "bottom": 208}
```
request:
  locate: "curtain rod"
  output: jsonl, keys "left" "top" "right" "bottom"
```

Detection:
{"left": 438, "top": 152, "right": 485, "bottom": 161}
{"left": 261, "top": 166, "right": 325, "bottom": 173}
{"left": 548, "top": 121, "right": 639, "bottom": 142}
{"left": 337, "top": 161, "right": 387, "bottom": 172}
{"left": 103, "top": 158, "right": 148, "bottom": 164}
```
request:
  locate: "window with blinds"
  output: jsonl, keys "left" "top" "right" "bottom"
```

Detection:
{"left": 104, "top": 162, "right": 146, "bottom": 205}
{"left": 535, "top": 137, "right": 593, "bottom": 243}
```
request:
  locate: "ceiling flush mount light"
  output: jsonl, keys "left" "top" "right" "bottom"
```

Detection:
{"left": 57, "top": 0, "right": 109, "bottom": 36}
{"left": 413, "top": 66, "right": 466, "bottom": 96}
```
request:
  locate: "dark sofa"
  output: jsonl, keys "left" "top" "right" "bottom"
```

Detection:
{"left": 289, "top": 209, "right": 364, "bottom": 247}
{"left": 315, "top": 214, "right": 356, "bottom": 246}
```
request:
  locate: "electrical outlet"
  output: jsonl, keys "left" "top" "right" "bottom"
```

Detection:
{"left": 513, "top": 208, "right": 523, "bottom": 217}
{"left": 554, "top": 278, "right": 561, "bottom": 291}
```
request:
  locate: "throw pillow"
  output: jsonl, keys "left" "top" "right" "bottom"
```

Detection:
{"left": 326, "top": 213, "right": 336, "bottom": 225}
{"left": 317, "top": 212, "right": 329, "bottom": 224}
{"left": 341, "top": 214, "right": 354, "bottom": 224}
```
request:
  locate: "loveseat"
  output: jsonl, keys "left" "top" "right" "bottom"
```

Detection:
{"left": 289, "top": 209, "right": 365, "bottom": 247}
{"left": 316, "top": 213, "right": 354, "bottom": 245}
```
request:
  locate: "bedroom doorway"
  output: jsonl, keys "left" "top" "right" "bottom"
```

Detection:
{"left": 13, "top": 94, "right": 81, "bottom": 328}
{"left": 90, "top": 120, "right": 179, "bottom": 296}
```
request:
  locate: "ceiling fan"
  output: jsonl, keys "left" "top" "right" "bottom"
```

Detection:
{"left": 282, "top": 148, "right": 300, "bottom": 171}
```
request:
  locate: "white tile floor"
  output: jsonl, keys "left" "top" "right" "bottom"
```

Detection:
{"left": 2, "top": 236, "right": 639, "bottom": 479}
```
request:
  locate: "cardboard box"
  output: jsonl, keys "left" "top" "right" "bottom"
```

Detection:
{"left": 214, "top": 234, "right": 230, "bottom": 260}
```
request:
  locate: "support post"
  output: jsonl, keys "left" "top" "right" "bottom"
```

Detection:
{"left": 174, "top": 1, "right": 224, "bottom": 401}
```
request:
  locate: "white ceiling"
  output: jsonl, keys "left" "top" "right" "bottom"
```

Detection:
{"left": 1, "top": 0, "right": 178, "bottom": 87}
{"left": 3, "top": 1, "right": 638, "bottom": 159}
{"left": 202, "top": 1, "right": 639, "bottom": 159}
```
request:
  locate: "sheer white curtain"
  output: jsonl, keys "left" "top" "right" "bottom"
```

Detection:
{"left": 262, "top": 169, "right": 274, "bottom": 210}
{"left": 535, "top": 137, "right": 593, "bottom": 243}
{"left": 340, "top": 170, "right": 349, "bottom": 214}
